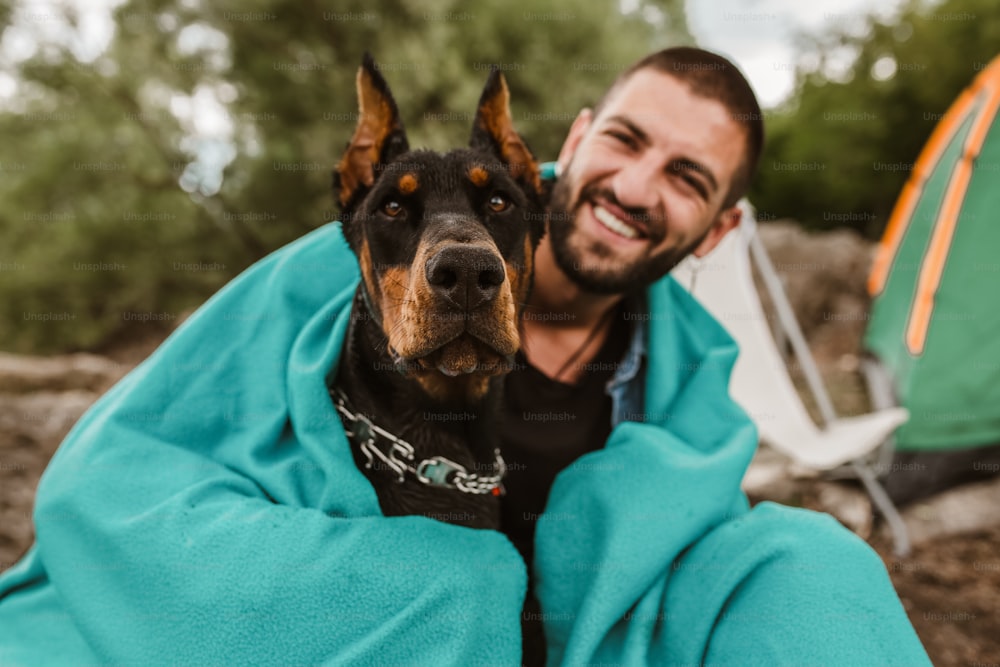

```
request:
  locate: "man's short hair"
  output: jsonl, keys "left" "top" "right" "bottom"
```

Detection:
{"left": 594, "top": 47, "right": 764, "bottom": 209}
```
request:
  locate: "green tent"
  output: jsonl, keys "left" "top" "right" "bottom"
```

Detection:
{"left": 865, "top": 54, "right": 1000, "bottom": 452}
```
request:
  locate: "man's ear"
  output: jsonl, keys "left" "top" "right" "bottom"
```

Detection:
{"left": 556, "top": 108, "right": 593, "bottom": 173}
{"left": 469, "top": 69, "right": 541, "bottom": 193}
{"left": 692, "top": 205, "right": 742, "bottom": 258}
{"left": 333, "top": 53, "right": 409, "bottom": 210}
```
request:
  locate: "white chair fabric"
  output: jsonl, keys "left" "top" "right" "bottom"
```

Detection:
{"left": 671, "top": 206, "right": 908, "bottom": 471}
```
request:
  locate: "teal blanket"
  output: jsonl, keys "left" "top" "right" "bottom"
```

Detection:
{"left": 0, "top": 223, "right": 929, "bottom": 665}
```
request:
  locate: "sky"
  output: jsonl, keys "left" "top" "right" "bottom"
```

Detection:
{"left": 686, "top": 0, "right": 910, "bottom": 107}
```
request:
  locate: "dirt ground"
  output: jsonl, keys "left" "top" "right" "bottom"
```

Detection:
{"left": 2, "top": 223, "right": 999, "bottom": 665}
{"left": 874, "top": 527, "right": 1000, "bottom": 666}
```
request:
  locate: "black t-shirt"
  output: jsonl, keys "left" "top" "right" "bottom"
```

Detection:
{"left": 499, "top": 305, "right": 632, "bottom": 665}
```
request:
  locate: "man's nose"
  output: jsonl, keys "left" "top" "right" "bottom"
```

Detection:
{"left": 610, "top": 154, "right": 661, "bottom": 212}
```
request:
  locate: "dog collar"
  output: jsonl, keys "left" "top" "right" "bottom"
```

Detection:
{"left": 330, "top": 387, "right": 506, "bottom": 497}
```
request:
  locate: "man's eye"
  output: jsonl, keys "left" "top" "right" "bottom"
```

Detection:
{"left": 382, "top": 200, "right": 403, "bottom": 217}
{"left": 488, "top": 194, "right": 510, "bottom": 212}
{"left": 682, "top": 175, "right": 708, "bottom": 197}
{"left": 606, "top": 130, "right": 638, "bottom": 149}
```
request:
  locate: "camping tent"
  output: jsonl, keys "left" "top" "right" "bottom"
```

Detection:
{"left": 864, "top": 54, "right": 1000, "bottom": 452}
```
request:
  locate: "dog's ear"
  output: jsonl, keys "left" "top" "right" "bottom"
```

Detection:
{"left": 334, "top": 53, "right": 410, "bottom": 210}
{"left": 469, "top": 69, "right": 541, "bottom": 193}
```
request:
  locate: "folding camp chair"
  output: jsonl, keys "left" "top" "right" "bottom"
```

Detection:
{"left": 671, "top": 202, "right": 913, "bottom": 556}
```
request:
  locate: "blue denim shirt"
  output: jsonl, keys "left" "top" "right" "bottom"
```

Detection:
{"left": 607, "top": 295, "right": 647, "bottom": 428}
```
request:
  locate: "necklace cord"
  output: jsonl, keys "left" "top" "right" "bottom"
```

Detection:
{"left": 551, "top": 305, "right": 619, "bottom": 383}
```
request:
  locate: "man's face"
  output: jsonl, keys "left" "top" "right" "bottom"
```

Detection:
{"left": 548, "top": 68, "right": 746, "bottom": 294}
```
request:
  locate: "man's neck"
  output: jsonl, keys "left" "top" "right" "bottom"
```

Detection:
{"left": 527, "top": 237, "right": 623, "bottom": 326}
{"left": 519, "top": 238, "right": 625, "bottom": 382}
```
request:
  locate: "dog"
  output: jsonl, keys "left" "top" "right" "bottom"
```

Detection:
{"left": 330, "top": 55, "right": 544, "bottom": 533}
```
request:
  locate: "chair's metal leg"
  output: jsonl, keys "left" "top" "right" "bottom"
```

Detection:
{"left": 859, "top": 356, "right": 900, "bottom": 472}
{"left": 851, "top": 460, "right": 911, "bottom": 557}
{"left": 856, "top": 356, "right": 911, "bottom": 555}
{"left": 744, "top": 213, "right": 911, "bottom": 557}
{"left": 748, "top": 230, "right": 838, "bottom": 425}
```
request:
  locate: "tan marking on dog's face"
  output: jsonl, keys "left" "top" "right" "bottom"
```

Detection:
{"left": 378, "top": 243, "right": 442, "bottom": 361}
{"left": 468, "top": 166, "right": 489, "bottom": 187}
{"left": 506, "top": 235, "right": 533, "bottom": 313}
{"left": 358, "top": 238, "right": 381, "bottom": 312}
{"left": 378, "top": 236, "right": 525, "bottom": 403}
{"left": 490, "top": 262, "right": 520, "bottom": 356}
{"left": 397, "top": 172, "right": 419, "bottom": 194}
{"left": 377, "top": 265, "right": 410, "bottom": 354}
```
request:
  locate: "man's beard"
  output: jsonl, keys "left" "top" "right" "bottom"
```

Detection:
{"left": 547, "top": 177, "right": 710, "bottom": 295}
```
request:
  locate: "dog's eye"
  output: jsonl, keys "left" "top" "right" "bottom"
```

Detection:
{"left": 488, "top": 194, "right": 510, "bottom": 213}
{"left": 382, "top": 200, "right": 403, "bottom": 217}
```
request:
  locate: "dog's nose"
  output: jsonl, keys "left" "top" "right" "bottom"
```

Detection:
{"left": 425, "top": 246, "right": 505, "bottom": 311}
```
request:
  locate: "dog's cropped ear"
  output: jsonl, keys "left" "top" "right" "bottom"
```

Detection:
{"left": 334, "top": 53, "right": 410, "bottom": 210}
{"left": 470, "top": 69, "right": 541, "bottom": 193}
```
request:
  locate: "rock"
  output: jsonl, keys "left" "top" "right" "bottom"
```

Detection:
{"left": 815, "top": 480, "right": 873, "bottom": 539}
{"left": 880, "top": 474, "right": 1000, "bottom": 548}
{"left": 0, "top": 390, "right": 100, "bottom": 450}
{"left": 0, "top": 353, "right": 133, "bottom": 570}
{"left": 0, "top": 352, "right": 126, "bottom": 394}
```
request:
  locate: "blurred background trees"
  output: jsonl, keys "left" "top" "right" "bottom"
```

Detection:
{"left": 753, "top": 0, "right": 1000, "bottom": 235}
{"left": 0, "top": 0, "right": 688, "bottom": 353}
{"left": 0, "top": 0, "right": 997, "bottom": 354}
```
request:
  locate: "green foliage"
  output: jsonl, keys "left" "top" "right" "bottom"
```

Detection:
{"left": 0, "top": 0, "right": 689, "bottom": 353}
{"left": 751, "top": 0, "right": 1000, "bottom": 237}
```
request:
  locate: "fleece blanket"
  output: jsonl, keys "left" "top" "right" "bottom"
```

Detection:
{"left": 0, "top": 222, "right": 929, "bottom": 666}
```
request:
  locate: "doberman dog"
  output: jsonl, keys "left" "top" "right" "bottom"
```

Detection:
{"left": 331, "top": 56, "right": 544, "bottom": 533}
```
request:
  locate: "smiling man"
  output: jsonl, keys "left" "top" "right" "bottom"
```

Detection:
{"left": 547, "top": 68, "right": 746, "bottom": 294}
{"left": 499, "top": 48, "right": 931, "bottom": 665}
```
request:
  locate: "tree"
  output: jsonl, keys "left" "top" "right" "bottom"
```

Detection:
{"left": 750, "top": 0, "right": 1000, "bottom": 238}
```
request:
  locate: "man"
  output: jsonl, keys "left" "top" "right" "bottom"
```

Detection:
{"left": 497, "top": 48, "right": 930, "bottom": 665}
{"left": 0, "top": 48, "right": 929, "bottom": 666}
{"left": 500, "top": 48, "right": 754, "bottom": 564}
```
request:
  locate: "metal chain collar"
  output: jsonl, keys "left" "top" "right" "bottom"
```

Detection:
{"left": 330, "top": 387, "right": 506, "bottom": 496}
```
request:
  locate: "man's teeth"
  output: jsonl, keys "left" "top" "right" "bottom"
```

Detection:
{"left": 594, "top": 205, "right": 640, "bottom": 239}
